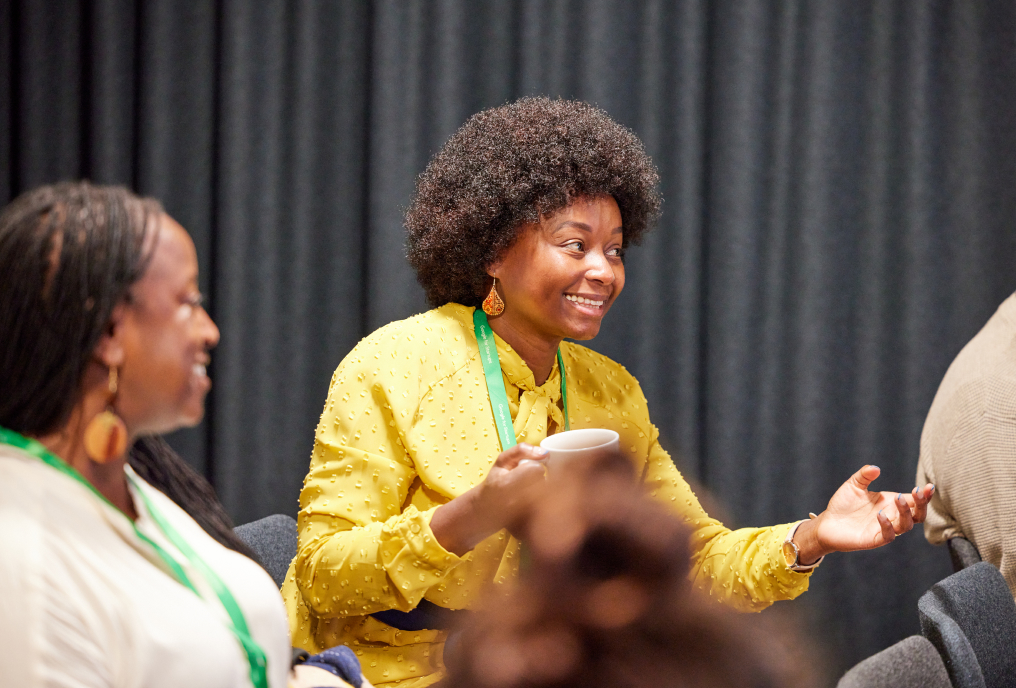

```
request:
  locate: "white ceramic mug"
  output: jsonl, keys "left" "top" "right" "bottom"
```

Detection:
{"left": 539, "top": 428, "right": 620, "bottom": 471}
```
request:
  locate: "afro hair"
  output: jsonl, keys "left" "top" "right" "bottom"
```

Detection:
{"left": 406, "top": 97, "right": 661, "bottom": 308}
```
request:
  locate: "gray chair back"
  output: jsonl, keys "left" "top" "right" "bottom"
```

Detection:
{"left": 234, "top": 514, "right": 298, "bottom": 588}
{"left": 836, "top": 635, "right": 951, "bottom": 688}
{"left": 919, "top": 561, "right": 1016, "bottom": 688}
{"left": 947, "top": 536, "right": 982, "bottom": 573}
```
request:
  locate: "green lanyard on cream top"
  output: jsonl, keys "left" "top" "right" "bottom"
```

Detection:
{"left": 472, "top": 309, "right": 570, "bottom": 450}
{"left": 0, "top": 426, "right": 269, "bottom": 688}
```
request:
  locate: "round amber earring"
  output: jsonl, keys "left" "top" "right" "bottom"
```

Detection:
{"left": 83, "top": 366, "right": 128, "bottom": 463}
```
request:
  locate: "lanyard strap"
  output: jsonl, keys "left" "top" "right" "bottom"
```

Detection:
{"left": 130, "top": 479, "right": 268, "bottom": 687}
{"left": 472, "top": 309, "right": 569, "bottom": 451}
{"left": 557, "top": 348, "right": 570, "bottom": 433}
{"left": 0, "top": 427, "right": 268, "bottom": 688}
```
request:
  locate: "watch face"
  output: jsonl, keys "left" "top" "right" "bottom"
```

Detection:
{"left": 782, "top": 540, "right": 798, "bottom": 567}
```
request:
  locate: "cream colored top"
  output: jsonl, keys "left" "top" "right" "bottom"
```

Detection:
{"left": 283, "top": 303, "right": 811, "bottom": 687}
{"left": 918, "top": 292, "right": 1016, "bottom": 596}
{"left": 0, "top": 444, "right": 291, "bottom": 688}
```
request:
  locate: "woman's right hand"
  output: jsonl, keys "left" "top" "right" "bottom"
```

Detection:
{"left": 430, "top": 443, "right": 549, "bottom": 556}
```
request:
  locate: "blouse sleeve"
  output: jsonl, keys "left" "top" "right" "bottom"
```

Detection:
{"left": 642, "top": 426, "right": 811, "bottom": 613}
{"left": 292, "top": 353, "right": 463, "bottom": 619}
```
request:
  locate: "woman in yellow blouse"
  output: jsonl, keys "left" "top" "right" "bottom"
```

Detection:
{"left": 282, "top": 98, "right": 934, "bottom": 688}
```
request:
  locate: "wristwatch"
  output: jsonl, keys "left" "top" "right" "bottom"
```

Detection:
{"left": 782, "top": 518, "right": 825, "bottom": 572}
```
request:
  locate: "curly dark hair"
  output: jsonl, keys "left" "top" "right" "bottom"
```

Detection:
{"left": 406, "top": 97, "right": 662, "bottom": 308}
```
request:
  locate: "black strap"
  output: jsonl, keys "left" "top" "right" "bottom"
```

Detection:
{"left": 370, "top": 599, "right": 468, "bottom": 631}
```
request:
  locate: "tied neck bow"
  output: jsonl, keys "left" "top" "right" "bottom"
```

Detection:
{"left": 492, "top": 337, "right": 565, "bottom": 446}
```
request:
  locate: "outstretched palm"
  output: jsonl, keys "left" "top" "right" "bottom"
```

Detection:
{"left": 810, "top": 465, "right": 933, "bottom": 555}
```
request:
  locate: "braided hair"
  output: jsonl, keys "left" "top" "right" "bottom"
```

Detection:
{"left": 0, "top": 181, "right": 159, "bottom": 436}
{"left": 0, "top": 182, "right": 254, "bottom": 558}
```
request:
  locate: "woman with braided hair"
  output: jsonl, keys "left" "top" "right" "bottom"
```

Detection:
{"left": 0, "top": 182, "right": 296, "bottom": 687}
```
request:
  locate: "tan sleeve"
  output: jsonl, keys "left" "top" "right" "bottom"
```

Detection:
{"left": 917, "top": 434, "right": 960, "bottom": 545}
{"left": 925, "top": 406, "right": 1016, "bottom": 585}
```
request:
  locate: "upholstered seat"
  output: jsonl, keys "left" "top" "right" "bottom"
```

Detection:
{"left": 837, "top": 635, "right": 951, "bottom": 688}
{"left": 919, "top": 561, "right": 1016, "bottom": 688}
{"left": 947, "top": 536, "right": 982, "bottom": 573}
{"left": 235, "top": 514, "right": 298, "bottom": 588}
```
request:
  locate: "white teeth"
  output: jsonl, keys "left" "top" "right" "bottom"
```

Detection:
{"left": 193, "top": 364, "right": 207, "bottom": 377}
{"left": 566, "top": 294, "right": 604, "bottom": 307}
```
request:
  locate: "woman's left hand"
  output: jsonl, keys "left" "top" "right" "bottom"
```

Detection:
{"left": 792, "top": 465, "right": 935, "bottom": 565}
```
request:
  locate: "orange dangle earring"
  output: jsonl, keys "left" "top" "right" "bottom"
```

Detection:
{"left": 83, "top": 366, "right": 128, "bottom": 463}
{"left": 482, "top": 277, "right": 505, "bottom": 317}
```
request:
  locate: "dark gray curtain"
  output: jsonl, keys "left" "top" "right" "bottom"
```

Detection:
{"left": 4, "top": 1, "right": 1016, "bottom": 681}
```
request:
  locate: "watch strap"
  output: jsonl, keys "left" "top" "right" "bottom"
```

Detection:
{"left": 784, "top": 519, "right": 825, "bottom": 572}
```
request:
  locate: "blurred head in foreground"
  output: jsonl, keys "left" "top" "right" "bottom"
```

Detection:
{"left": 442, "top": 452, "right": 810, "bottom": 688}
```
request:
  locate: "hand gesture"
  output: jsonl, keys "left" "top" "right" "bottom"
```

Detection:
{"left": 793, "top": 465, "right": 934, "bottom": 564}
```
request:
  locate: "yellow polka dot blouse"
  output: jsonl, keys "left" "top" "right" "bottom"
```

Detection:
{"left": 281, "top": 303, "right": 811, "bottom": 688}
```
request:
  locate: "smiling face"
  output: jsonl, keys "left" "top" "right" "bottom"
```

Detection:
{"left": 490, "top": 195, "right": 625, "bottom": 346}
{"left": 113, "top": 214, "right": 220, "bottom": 436}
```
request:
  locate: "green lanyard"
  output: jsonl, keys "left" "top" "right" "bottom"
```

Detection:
{"left": 0, "top": 427, "right": 268, "bottom": 688}
{"left": 472, "top": 309, "right": 569, "bottom": 451}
